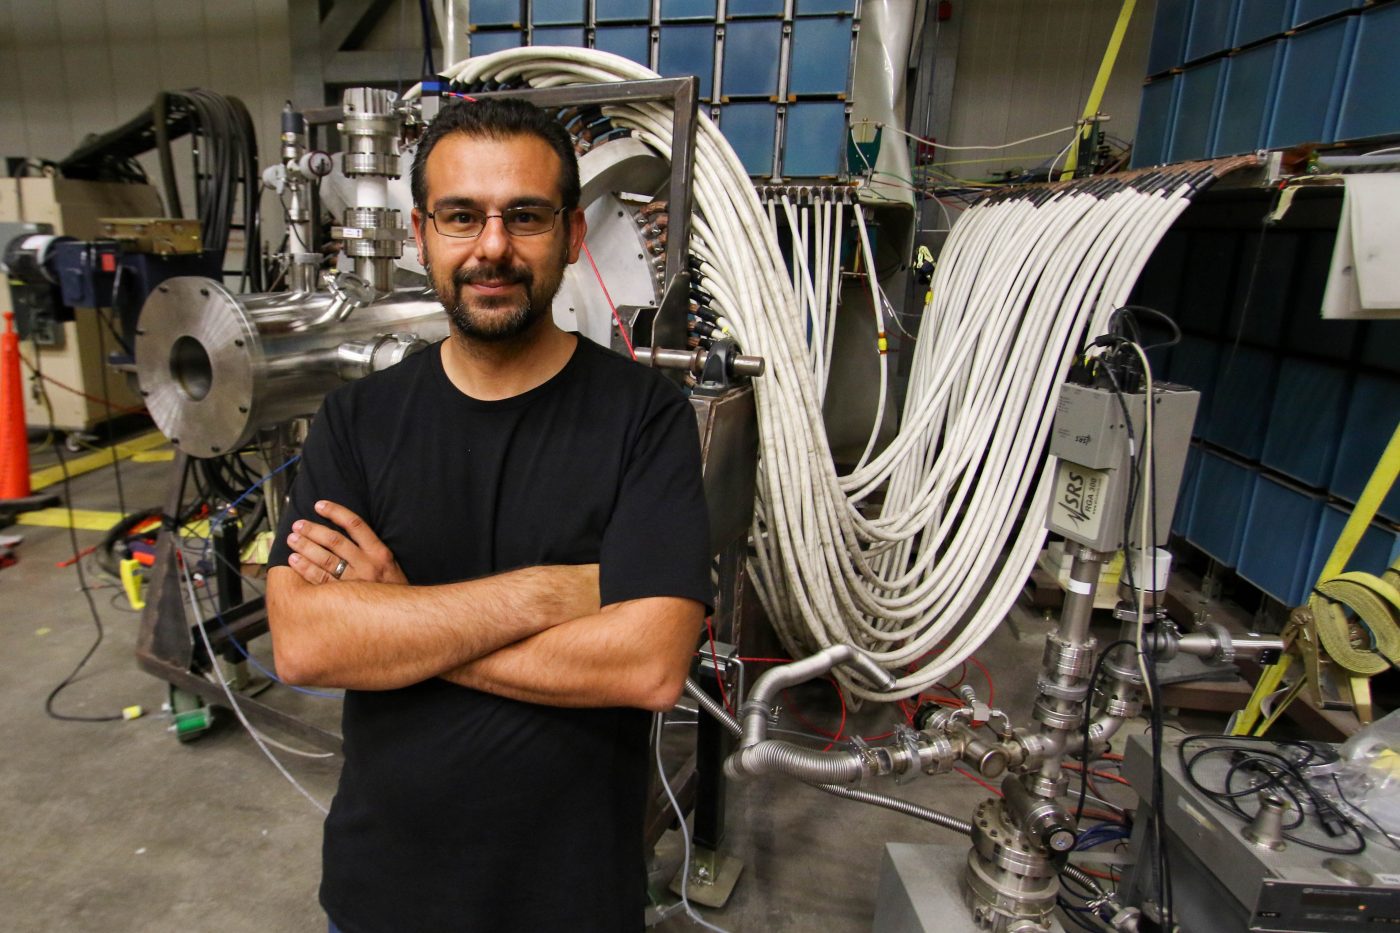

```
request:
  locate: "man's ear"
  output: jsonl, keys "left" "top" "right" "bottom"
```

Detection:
{"left": 411, "top": 208, "right": 429, "bottom": 267}
{"left": 565, "top": 208, "right": 587, "bottom": 264}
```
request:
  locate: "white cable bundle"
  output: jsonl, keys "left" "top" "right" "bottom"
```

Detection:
{"left": 409, "top": 50, "right": 1211, "bottom": 702}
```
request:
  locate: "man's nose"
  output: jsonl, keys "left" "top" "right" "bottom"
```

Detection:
{"left": 473, "top": 215, "right": 513, "bottom": 261}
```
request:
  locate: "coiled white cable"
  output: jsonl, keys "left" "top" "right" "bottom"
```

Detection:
{"left": 408, "top": 49, "right": 1210, "bottom": 702}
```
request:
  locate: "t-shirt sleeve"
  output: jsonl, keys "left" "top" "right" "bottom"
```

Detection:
{"left": 266, "top": 390, "right": 371, "bottom": 570}
{"left": 598, "top": 385, "right": 713, "bottom": 611}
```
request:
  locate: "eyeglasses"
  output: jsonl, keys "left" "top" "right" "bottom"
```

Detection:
{"left": 426, "top": 205, "right": 566, "bottom": 239}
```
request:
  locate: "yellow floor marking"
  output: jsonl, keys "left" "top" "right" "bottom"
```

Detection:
{"left": 17, "top": 508, "right": 211, "bottom": 537}
{"left": 29, "top": 431, "right": 172, "bottom": 491}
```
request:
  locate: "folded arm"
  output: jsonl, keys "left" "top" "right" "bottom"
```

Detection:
{"left": 277, "top": 500, "right": 701, "bottom": 708}
{"left": 441, "top": 596, "right": 704, "bottom": 711}
{"left": 267, "top": 501, "right": 598, "bottom": 690}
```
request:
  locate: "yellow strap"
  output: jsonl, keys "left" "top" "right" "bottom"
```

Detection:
{"left": 1310, "top": 593, "right": 1392, "bottom": 676}
{"left": 1062, "top": 0, "right": 1136, "bottom": 179}
{"left": 1320, "top": 422, "right": 1400, "bottom": 583}
{"left": 1231, "top": 651, "right": 1294, "bottom": 736}
{"left": 1252, "top": 677, "right": 1306, "bottom": 737}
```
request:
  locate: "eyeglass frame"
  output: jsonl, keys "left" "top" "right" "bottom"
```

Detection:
{"left": 423, "top": 204, "right": 569, "bottom": 239}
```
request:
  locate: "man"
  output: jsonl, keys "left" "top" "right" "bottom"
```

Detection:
{"left": 265, "top": 98, "right": 711, "bottom": 933}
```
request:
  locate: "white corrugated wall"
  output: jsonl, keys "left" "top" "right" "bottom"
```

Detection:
{"left": 941, "top": 0, "right": 1156, "bottom": 182}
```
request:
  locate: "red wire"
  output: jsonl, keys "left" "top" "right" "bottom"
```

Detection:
{"left": 1062, "top": 763, "right": 1132, "bottom": 787}
{"left": 821, "top": 678, "right": 847, "bottom": 752}
{"left": 954, "top": 767, "right": 1003, "bottom": 797}
{"left": 581, "top": 241, "right": 634, "bottom": 359}
{"left": 783, "top": 688, "right": 836, "bottom": 738}
{"left": 21, "top": 359, "right": 148, "bottom": 416}
{"left": 702, "top": 615, "right": 732, "bottom": 714}
{"left": 967, "top": 655, "right": 995, "bottom": 707}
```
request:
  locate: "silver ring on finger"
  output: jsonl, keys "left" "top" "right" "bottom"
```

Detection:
{"left": 332, "top": 558, "right": 349, "bottom": 580}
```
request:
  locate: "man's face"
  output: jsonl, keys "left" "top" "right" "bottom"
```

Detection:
{"left": 412, "top": 132, "right": 586, "bottom": 343}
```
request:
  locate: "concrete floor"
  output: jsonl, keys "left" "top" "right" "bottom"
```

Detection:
{"left": 3, "top": 434, "right": 1148, "bottom": 933}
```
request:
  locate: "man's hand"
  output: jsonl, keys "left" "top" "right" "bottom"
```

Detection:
{"left": 286, "top": 500, "right": 408, "bottom": 585}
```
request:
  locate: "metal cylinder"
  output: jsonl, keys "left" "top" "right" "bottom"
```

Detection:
{"left": 634, "top": 346, "right": 765, "bottom": 378}
{"left": 135, "top": 276, "right": 449, "bottom": 457}
{"left": 341, "top": 88, "right": 400, "bottom": 177}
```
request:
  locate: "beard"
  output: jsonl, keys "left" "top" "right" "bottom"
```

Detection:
{"left": 426, "top": 240, "right": 568, "bottom": 344}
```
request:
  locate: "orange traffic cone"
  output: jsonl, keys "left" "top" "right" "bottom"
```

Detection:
{"left": 0, "top": 311, "right": 32, "bottom": 499}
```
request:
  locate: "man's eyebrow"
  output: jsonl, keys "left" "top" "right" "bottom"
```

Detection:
{"left": 430, "top": 195, "right": 557, "bottom": 211}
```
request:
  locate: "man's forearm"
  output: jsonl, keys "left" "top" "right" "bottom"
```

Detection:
{"left": 440, "top": 597, "right": 703, "bottom": 711}
{"left": 266, "top": 564, "right": 598, "bottom": 690}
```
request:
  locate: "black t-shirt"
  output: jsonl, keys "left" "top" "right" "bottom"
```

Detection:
{"left": 267, "top": 335, "right": 712, "bottom": 933}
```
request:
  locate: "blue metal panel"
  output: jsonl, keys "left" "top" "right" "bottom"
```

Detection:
{"left": 1178, "top": 231, "right": 1239, "bottom": 337}
{"left": 1133, "top": 227, "right": 1188, "bottom": 311}
{"left": 722, "top": 19, "right": 782, "bottom": 97}
{"left": 1201, "top": 344, "right": 1276, "bottom": 459}
{"left": 1333, "top": 372, "right": 1400, "bottom": 522}
{"left": 1148, "top": 0, "right": 1195, "bottom": 75}
{"left": 1234, "top": 0, "right": 1295, "bottom": 46}
{"left": 1174, "top": 445, "right": 1202, "bottom": 535}
{"left": 595, "top": 0, "right": 651, "bottom": 21}
{"left": 471, "top": 29, "right": 524, "bottom": 54}
{"left": 470, "top": 0, "right": 522, "bottom": 26}
{"left": 594, "top": 25, "right": 651, "bottom": 65}
{"left": 1260, "top": 359, "right": 1348, "bottom": 487}
{"left": 1226, "top": 228, "right": 1297, "bottom": 347}
{"left": 532, "top": 0, "right": 586, "bottom": 24}
{"left": 728, "top": 0, "right": 785, "bottom": 15}
{"left": 1130, "top": 76, "right": 1178, "bottom": 168}
{"left": 1186, "top": 0, "right": 1239, "bottom": 62}
{"left": 1361, "top": 319, "right": 1400, "bottom": 377}
{"left": 720, "top": 102, "right": 777, "bottom": 176}
{"left": 658, "top": 24, "right": 716, "bottom": 98}
{"left": 1238, "top": 476, "right": 1326, "bottom": 605}
{"left": 1167, "top": 59, "right": 1224, "bottom": 162}
{"left": 782, "top": 101, "right": 847, "bottom": 177}
{"left": 532, "top": 25, "right": 586, "bottom": 46}
{"left": 1292, "top": 0, "right": 1361, "bottom": 28}
{"left": 1266, "top": 16, "right": 1357, "bottom": 148}
{"left": 795, "top": 0, "right": 854, "bottom": 14}
{"left": 663, "top": 0, "right": 717, "bottom": 21}
{"left": 789, "top": 17, "right": 854, "bottom": 96}
{"left": 1337, "top": 3, "right": 1400, "bottom": 143}
{"left": 1187, "top": 451, "right": 1256, "bottom": 566}
{"left": 1212, "top": 41, "right": 1282, "bottom": 156}
{"left": 1166, "top": 335, "right": 1222, "bottom": 439}
{"left": 1308, "top": 506, "right": 1400, "bottom": 586}
{"left": 1283, "top": 229, "right": 1361, "bottom": 360}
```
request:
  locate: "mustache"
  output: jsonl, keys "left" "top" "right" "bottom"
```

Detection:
{"left": 452, "top": 264, "right": 532, "bottom": 288}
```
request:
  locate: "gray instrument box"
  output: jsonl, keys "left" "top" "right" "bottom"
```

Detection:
{"left": 1046, "top": 382, "right": 1199, "bottom": 552}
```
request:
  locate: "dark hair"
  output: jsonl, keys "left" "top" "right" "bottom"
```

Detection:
{"left": 410, "top": 98, "right": 580, "bottom": 214}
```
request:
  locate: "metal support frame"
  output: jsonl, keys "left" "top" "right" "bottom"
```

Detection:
{"left": 135, "top": 453, "right": 342, "bottom": 752}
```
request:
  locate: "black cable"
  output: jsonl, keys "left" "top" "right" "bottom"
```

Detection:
{"left": 1057, "top": 902, "right": 1110, "bottom": 933}
{"left": 29, "top": 347, "right": 123, "bottom": 724}
{"left": 1109, "top": 304, "right": 1181, "bottom": 351}
{"left": 418, "top": 0, "right": 436, "bottom": 77}
{"left": 1332, "top": 775, "right": 1400, "bottom": 851}
{"left": 1074, "top": 639, "right": 1136, "bottom": 822}
{"left": 1179, "top": 735, "right": 1367, "bottom": 855}
{"left": 92, "top": 303, "right": 126, "bottom": 517}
